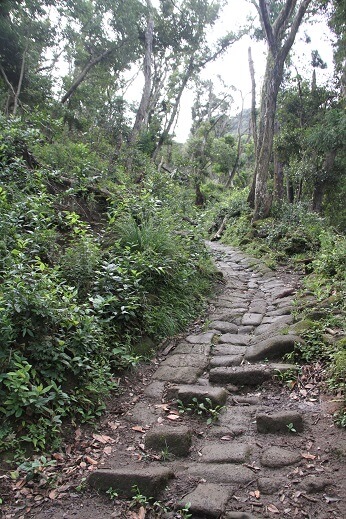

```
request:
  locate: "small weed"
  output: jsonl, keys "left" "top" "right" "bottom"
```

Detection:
{"left": 176, "top": 502, "right": 192, "bottom": 518}
{"left": 106, "top": 487, "right": 119, "bottom": 501}
{"left": 160, "top": 443, "right": 174, "bottom": 462}
{"left": 286, "top": 422, "right": 297, "bottom": 433}
{"left": 177, "top": 397, "right": 225, "bottom": 424}
{"left": 130, "top": 485, "right": 150, "bottom": 508}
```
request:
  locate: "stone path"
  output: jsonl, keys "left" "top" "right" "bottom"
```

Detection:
{"left": 35, "top": 242, "right": 345, "bottom": 519}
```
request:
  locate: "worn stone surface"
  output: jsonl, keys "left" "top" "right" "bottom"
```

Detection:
{"left": 225, "top": 513, "right": 257, "bottom": 519}
{"left": 245, "top": 335, "right": 301, "bottom": 361}
{"left": 143, "top": 381, "right": 165, "bottom": 400}
{"left": 209, "top": 365, "right": 272, "bottom": 386}
{"left": 257, "top": 477, "right": 284, "bottom": 495}
{"left": 185, "top": 463, "right": 255, "bottom": 484}
{"left": 145, "top": 425, "right": 191, "bottom": 457}
{"left": 173, "top": 384, "right": 228, "bottom": 407}
{"left": 218, "top": 334, "right": 251, "bottom": 345}
{"left": 210, "top": 355, "right": 244, "bottom": 367}
{"left": 177, "top": 483, "right": 232, "bottom": 518}
{"left": 300, "top": 476, "right": 334, "bottom": 494}
{"left": 242, "top": 313, "right": 263, "bottom": 326}
{"left": 173, "top": 342, "right": 211, "bottom": 355}
{"left": 209, "top": 321, "right": 239, "bottom": 334}
{"left": 88, "top": 466, "right": 174, "bottom": 497}
{"left": 161, "top": 354, "right": 208, "bottom": 369}
{"left": 200, "top": 442, "right": 252, "bottom": 463}
{"left": 260, "top": 446, "right": 301, "bottom": 468}
{"left": 125, "top": 402, "right": 160, "bottom": 425}
{"left": 256, "top": 411, "right": 304, "bottom": 433}
{"left": 213, "top": 344, "right": 247, "bottom": 355}
{"left": 186, "top": 332, "right": 216, "bottom": 344}
{"left": 153, "top": 365, "right": 202, "bottom": 384}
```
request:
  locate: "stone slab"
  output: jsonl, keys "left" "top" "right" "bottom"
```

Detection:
{"left": 225, "top": 513, "right": 257, "bottom": 519}
{"left": 210, "top": 355, "right": 244, "bottom": 367}
{"left": 209, "top": 321, "right": 238, "bottom": 334}
{"left": 173, "top": 343, "right": 211, "bottom": 355}
{"left": 246, "top": 335, "right": 301, "bottom": 361}
{"left": 256, "top": 411, "right": 304, "bottom": 433}
{"left": 186, "top": 332, "right": 216, "bottom": 344}
{"left": 218, "top": 334, "right": 251, "bottom": 345}
{"left": 260, "top": 446, "right": 301, "bottom": 468}
{"left": 153, "top": 366, "right": 201, "bottom": 384}
{"left": 145, "top": 425, "right": 191, "bottom": 457}
{"left": 88, "top": 466, "right": 174, "bottom": 498}
{"left": 172, "top": 384, "right": 228, "bottom": 407}
{"left": 210, "top": 366, "right": 272, "bottom": 386}
{"left": 161, "top": 354, "right": 208, "bottom": 369}
{"left": 201, "top": 442, "right": 252, "bottom": 463}
{"left": 212, "top": 345, "right": 248, "bottom": 356}
{"left": 185, "top": 463, "right": 255, "bottom": 485}
{"left": 178, "top": 483, "right": 232, "bottom": 518}
{"left": 143, "top": 381, "right": 165, "bottom": 400}
{"left": 242, "top": 313, "right": 263, "bottom": 326}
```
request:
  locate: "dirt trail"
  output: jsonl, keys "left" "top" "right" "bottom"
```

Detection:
{"left": 6, "top": 243, "right": 345, "bottom": 519}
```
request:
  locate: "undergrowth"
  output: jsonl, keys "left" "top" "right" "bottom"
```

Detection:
{"left": 0, "top": 117, "right": 215, "bottom": 457}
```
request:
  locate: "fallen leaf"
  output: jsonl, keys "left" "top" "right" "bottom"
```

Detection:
{"left": 267, "top": 504, "right": 280, "bottom": 514}
{"left": 75, "top": 428, "right": 82, "bottom": 440}
{"left": 324, "top": 495, "right": 341, "bottom": 503}
{"left": 131, "top": 426, "right": 146, "bottom": 433}
{"left": 48, "top": 490, "right": 58, "bottom": 500}
{"left": 220, "top": 435, "right": 232, "bottom": 441}
{"left": 154, "top": 404, "right": 170, "bottom": 411}
{"left": 108, "top": 421, "right": 120, "bottom": 431}
{"left": 166, "top": 414, "right": 180, "bottom": 421}
{"left": 85, "top": 456, "right": 98, "bottom": 465}
{"left": 52, "top": 453, "right": 64, "bottom": 462}
{"left": 301, "top": 452, "right": 316, "bottom": 460}
{"left": 92, "top": 433, "right": 115, "bottom": 444}
{"left": 103, "top": 446, "right": 112, "bottom": 455}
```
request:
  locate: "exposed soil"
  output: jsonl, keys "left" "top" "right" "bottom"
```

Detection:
{"left": 1, "top": 242, "right": 345, "bottom": 519}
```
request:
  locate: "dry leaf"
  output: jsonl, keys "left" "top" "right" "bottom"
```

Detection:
{"left": 103, "top": 446, "right": 112, "bottom": 455}
{"left": 48, "top": 489, "right": 58, "bottom": 500}
{"left": 75, "top": 428, "right": 82, "bottom": 440}
{"left": 301, "top": 452, "right": 316, "bottom": 460}
{"left": 254, "top": 490, "right": 260, "bottom": 499}
{"left": 132, "top": 426, "right": 146, "bottom": 433}
{"left": 85, "top": 456, "right": 98, "bottom": 465}
{"left": 220, "top": 435, "right": 232, "bottom": 441}
{"left": 267, "top": 504, "right": 280, "bottom": 513}
{"left": 166, "top": 414, "right": 180, "bottom": 421}
{"left": 108, "top": 421, "right": 120, "bottom": 430}
{"left": 52, "top": 453, "right": 64, "bottom": 462}
{"left": 92, "top": 433, "right": 115, "bottom": 444}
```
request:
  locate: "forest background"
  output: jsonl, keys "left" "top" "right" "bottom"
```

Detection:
{"left": 0, "top": 0, "right": 345, "bottom": 460}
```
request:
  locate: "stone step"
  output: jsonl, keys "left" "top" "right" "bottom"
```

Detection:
{"left": 177, "top": 483, "right": 232, "bottom": 518}
{"left": 183, "top": 463, "right": 255, "bottom": 485}
{"left": 245, "top": 334, "right": 301, "bottom": 361}
{"left": 88, "top": 466, "right": 174, "bottom": 498}
{"left": 144, "top": 425, "right": 192, "bottom": 457}
{"left": 167, "top": 384, "right": 228, "bottom": 406}
{"left": 210, "top": 355, "right": 244, "bottom": 367}
{"left": 200, "top": 442, "right": 253, "bottom": 463}
{"left": 256, "top": 410, "right": 304, "bottom": 433}
{"left": 209, "top": 364, "right": 273, "bottom": 386}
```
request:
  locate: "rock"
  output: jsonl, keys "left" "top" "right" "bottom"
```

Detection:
{"left": 143, "top": 381, "right": 165, "bottom": 399}
{"left": 186, "top": 332, "right": 216, "bottom": 344}
{"left": 125, "top": 402, "right": 161, "bottom": 426}
{"left": 253, "top": 316, "right": 293, "bottom": 336}
{"left": 267, "top": 307, "right": 293, "bottom": 316}
{"left": 145, "top": 425, "right": 191, "bottom": 457}
{"left": 288, "top": 319, "right": 315, "bottom": 335}
{"left": 209, "top": 365, "right": 272, "bottom": 386}
{"left": 260, "top": 446, "right": 301, "bottom": 468}
{"left": 210, "top": 321, "right": 239, "bottom": 334}
{"left": 213, "top": 345, "right": 247, "bottom": 355}
{"left": 88, "top": 466, "right": 174, "bottom": 498}
{"left": 300, "top": 476, "right": 334, "bottom": 494}
{"left": 185, "top": 463, "right": 255, "bottom": 485}
{"left": 153, "top": 366, "right": 202, "bottom": 384}
{"left": 200, "top": 442, "right": 252, "bottom": 463}
{"left": 161, "top": 354, "right": 208, "bottom": 370}
{"left": 256, "top": 411, "right": 304, "bottom": 433}
{"left": 245, "top": 335, "right": 301, "bottom": 361}
{"left": 210, "top": 355, "right": 244, "bottom": 367}
{"left": 170, "top": 384, "right": 228, "bottom": 407}
{"left": 242, "top": 313, "right": 263, "bottom": 326}
{"left": 177, "top": 483, "right": 232, "bottom": 518}
{"left": 174, "top": 342, "right": 211, "bottom": 355}
{"left": 238, "top": 326, "right": 254, "bottom": 334}
{"left": 257, "top": 477, "right": 284, "bottom": 494}
{"left": 218, "top": 334, "right": 251, "bottom": 345}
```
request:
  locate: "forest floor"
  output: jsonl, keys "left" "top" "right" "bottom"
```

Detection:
{"left": 2, "top": 242, "right": 345, "bottom": 519}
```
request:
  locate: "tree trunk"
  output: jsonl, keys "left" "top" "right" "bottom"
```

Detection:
{"left": 248, "top": 47, "right": 257, "bottom": 154}
{"left": 249, "top": 0, "right": 313, "bottom": 221}
{"left": 129, "top": 1, "right": 154, "bottom": 144}
{"left": 273, "top": 120, "right": 284, "bottom": 201}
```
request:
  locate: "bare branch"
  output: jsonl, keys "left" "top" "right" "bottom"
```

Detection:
{"left": 273, "top": 0, "right": 297, "bottom": 39}
{"left": 281, "top": 0, "right": 313, "bottom": 61}
{"left": 258, "top": 0, "right": 276, "bottom": 52}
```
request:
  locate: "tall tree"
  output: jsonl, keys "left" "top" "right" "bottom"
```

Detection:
{"left": 248, "top": 0, "right": 314, "bottom": 221}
